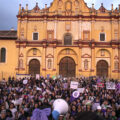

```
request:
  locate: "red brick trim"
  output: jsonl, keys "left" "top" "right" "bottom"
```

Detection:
{"left": 42, "top": 68, "right": 46, "bottom": 71}
{"left": 15, "top": 68, "right": 25, "bottom": 70}
{"left": 112, "top": 70, "right": 119, "bottom": 73}
{"left": 17, "top": 15, "right": 120, "bottom": 19}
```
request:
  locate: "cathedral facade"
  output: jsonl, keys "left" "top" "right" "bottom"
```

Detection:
{"left": 0, "top": 0, "right": 120, "bottom": 79}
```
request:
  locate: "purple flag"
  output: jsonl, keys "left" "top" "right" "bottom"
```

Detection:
{"left": 116, "top": 83, "right": 120, "bottom": 90}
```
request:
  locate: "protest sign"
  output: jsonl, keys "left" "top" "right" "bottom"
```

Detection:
{"left": 52, "top": 75, "right": 56, "bottom": 80}
{"left": 72, "top": 91, "right": 80, "bottom": 98}
{"left": 36, "top": 87, "right": 42, "bottom": 91}
{"left": 97, "top": 82, "right": 104, "bottom": 88}
{"left": 12, "top": 98, "right": 23, "bottom": 106}
{"left": 36, "top": 74, "right": 40, "bottom": 80}
{"left": 106, "top": 82, "right": 115, "bottom": 90}
{"left": 16, "top": 74, "right": 31, "bottom": 79}
{"left": 70, "top": 81, "right": 79, "bottom": 89}
{"left": 77, "top": 88, "right": 85, "bottom": 93}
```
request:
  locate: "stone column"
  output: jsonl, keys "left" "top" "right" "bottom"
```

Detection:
{"left": 17, "top": 20, "right": 21, "bottom": 40}
{"left": 54, "top": 20, "right": 57, "bottom": 39}
{"left": 78, "top": 19, "right": 82, "bottom": 77}
{"left": 118, "top": 18, "right": 120, "bottom": 78}
{"left": 24, "top": 19, "right": 28, "bottom": 40}
{"left": 42, "top": 47, "right": 46, "bottom": 77}
{"left": 79, "top": 46, "right": 82, "bottom": 77}
{"left": 78, "top": 20, "right": 82, "bottom": 40}
{"left": 91, "top": 20, "right": 95, "bottom": 76}
{"left": 43, "top": 20, "right": 47, "bottom": 40}
{"left": 91, "top": 20, "right": 94, "bottom": 40}
{"left": 53, "top": 47, "right": 57, "bottom": 76}
{"left": 91, "top": 46, "right": 95, "bottom": 76}
{"left": 111, "top": 18, "right": 114, "bottom": 40}
{"left": 111, "top": 47, "right": 115, "bottom": 78}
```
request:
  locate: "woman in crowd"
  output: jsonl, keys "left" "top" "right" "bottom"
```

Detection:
{"left": 0, "top": 76, "right": 120, "bottom": 120}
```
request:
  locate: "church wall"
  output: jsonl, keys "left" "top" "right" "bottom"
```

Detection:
{"left": 94, "top": 21, "right": 111, "bottom": 42}
{"left": 0, "top": 40, "right": 18, "bottom": 80}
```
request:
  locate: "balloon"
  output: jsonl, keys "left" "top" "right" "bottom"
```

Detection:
{"left": 52, "top": 99, "right": 69, "bottom": 120}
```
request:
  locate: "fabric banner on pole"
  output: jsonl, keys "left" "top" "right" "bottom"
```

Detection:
{"left": 106, "top": 82, "right": 115, "bottom": 90}
{"left": 116, "top": 83, "right": 120, "bottom": 90}
{"left": 63, "top": 83, "right": 68, "bottom": 89}
{"left": 47, "top": 74, "right": 50, "bottom": 80}
{"left": 70, "top": 81, "right": 79, "bottom": 89}
{"left": 97, "top": 78, "right": 101, "bottom": 83}
{"left": 52, "top": 76, "right": 56, "bottom": 80}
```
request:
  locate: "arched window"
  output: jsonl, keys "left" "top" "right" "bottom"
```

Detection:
{"left": 1, "top": 48, "right": 6, "bottom": 62}
{"left": 84, "top": 59, "right": 88, "bottom": 70}
{"left": 114, "top": 61, "right": 119, "bottom": 70}
{"left": 48, "top": 59, "right": 52, "bottom": 69}
{"left": 64, "top": 33, "right": 72, "bottom": 45}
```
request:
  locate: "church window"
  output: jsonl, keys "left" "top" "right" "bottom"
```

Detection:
{"left": 33, "top": 32, "right": 38, "bottom": 40}
{"left": 100, "top": 33, "right": 105, "bottom": 41}
{"left": 64, "top": 33, "right": 72, "bottom": 45}
{"left": 0, "top": 48, "right": 6, "bottom": 63}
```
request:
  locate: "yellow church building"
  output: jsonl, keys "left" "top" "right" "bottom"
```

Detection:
{"left": 0, "top": 0, "right": 120, "bottom": 80}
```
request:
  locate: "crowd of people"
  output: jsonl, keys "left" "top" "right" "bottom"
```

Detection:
{"left": 0, "top": 76, "right": 120, "bottom": 120}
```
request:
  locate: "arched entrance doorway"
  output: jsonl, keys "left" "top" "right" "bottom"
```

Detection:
{"left": 97, "top": 60, "right": 108, "bottom": 77}
{"left": 29, "top": 59, "right": 40, "bottom": 76}
{"left": 59, "top": 57, "right": 76, "bottom": 77}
